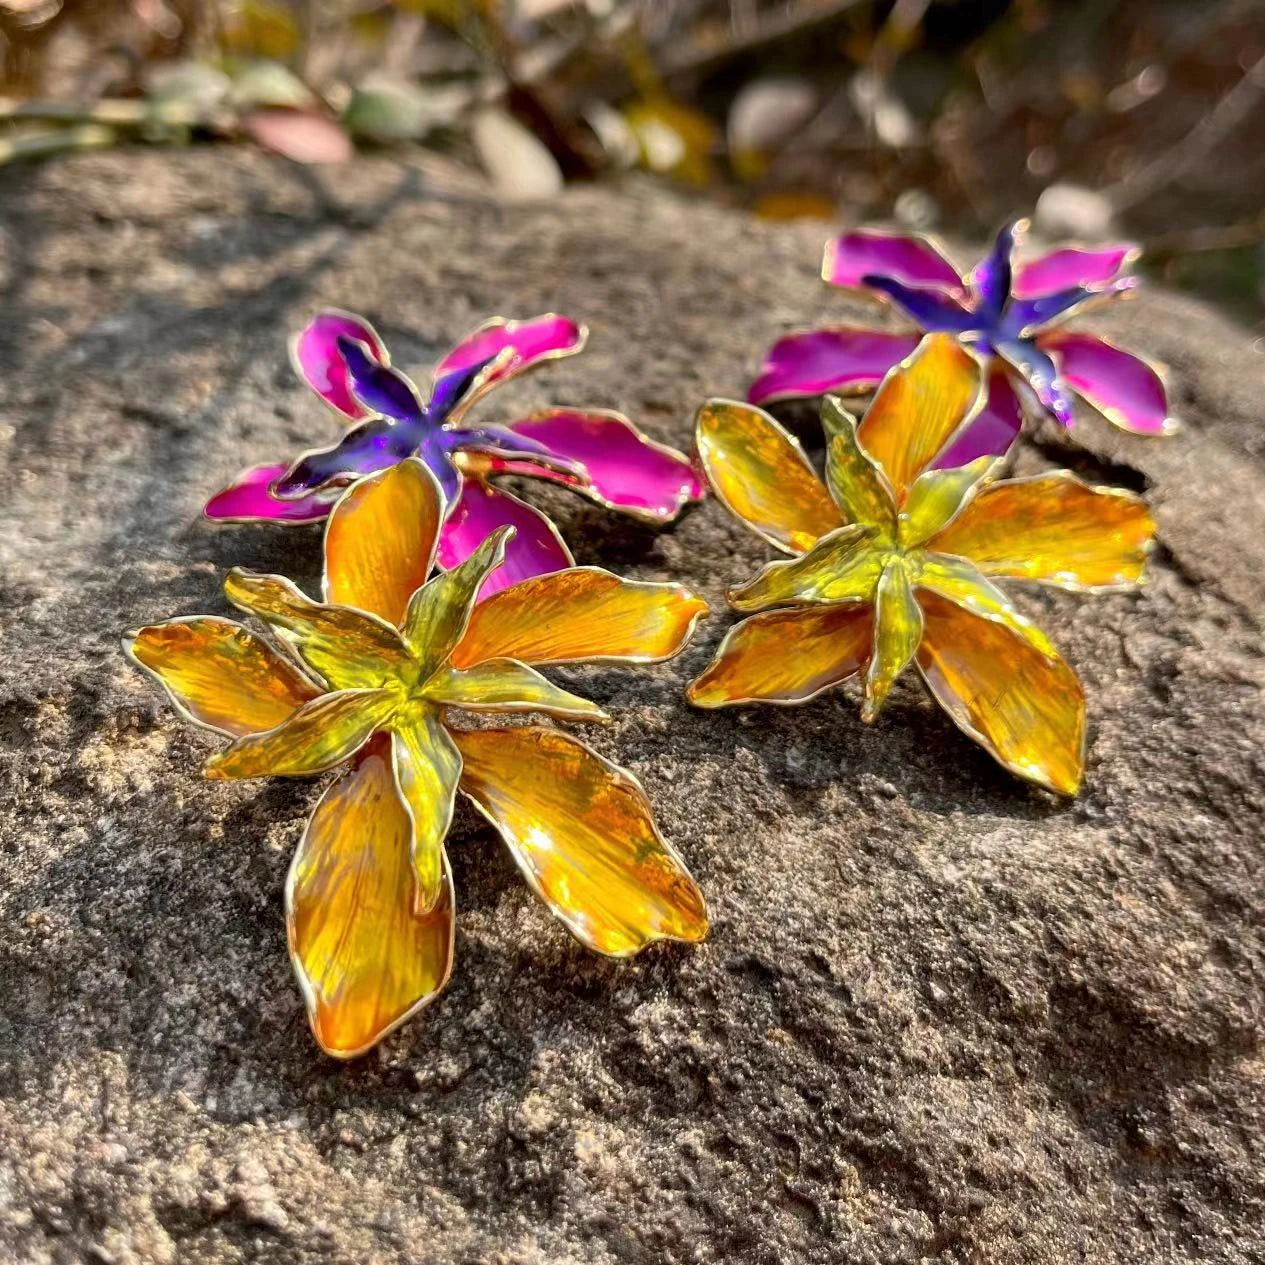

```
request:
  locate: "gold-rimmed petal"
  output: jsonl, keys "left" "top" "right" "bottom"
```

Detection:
{"left": 453, "top": 726, "right": 708, "bottom": 957}
{"left": 287, "top": 737, "right": 455, "bottom": 1059}
{"left": 821, "top": 395, "right": 897, "bottom": 534}
{"left": 204, "top": 688, "right": 399, "bottom": 781}
{"left": 862, "top": 560, "right": 923, "bottom": 721}
{"left": 389, "top": 708, "right": 462, "bottom": 914}
{"left": 452, "top": 568, "right": 708, "bottom": 669}
{"left": 224, "top": 569, "right": 407, "bottom": 690}
{"left": 728, "top": 524, "right": 882, "bottom": 612}
{"left": 427, "top": 659, "right": 608, "bottom": 722}
{"left": 856, "top": 334, "right": 984, "bottom": 501}
{"left": 916, "top": 590, "right": 1086, "bottom": 795}
{"left": 123, "top": 617, "right": 319, "bottom": 737}
{"left": 928, "top": 471, "right": 1156, "bottom": 591}
{"left": 323, "top": 459, "right": 443, "bottom": 626}
{"left": 695, "top": 398, "right": 844, "bottom": 555}
{"left": 898, "top": 457, "right": 998, "bottom": 547}
{"left": 687, "top": 604, "right": 873, "bottom": 707}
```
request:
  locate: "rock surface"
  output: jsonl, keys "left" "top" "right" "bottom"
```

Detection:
{"left": 1, "top": 149, "right": 1264, "bottom": 1265}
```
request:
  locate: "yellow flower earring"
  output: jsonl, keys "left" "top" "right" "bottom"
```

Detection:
{"left": 687, "top": 333, "right": 1156, "bottom": 795}
{"left": 126, "top": 458, "right": 709, "bottom": 1058}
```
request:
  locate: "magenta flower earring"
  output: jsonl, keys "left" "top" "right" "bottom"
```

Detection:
{"left": 205, "top": 310, "right": 704, "bottom": 596}
{"left": 750, "top": 218, "right": 1178, "bottom": 467}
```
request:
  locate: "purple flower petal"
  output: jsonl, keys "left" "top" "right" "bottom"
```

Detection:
{"left": 1003, "top": 276, "right": 1137, "bottom": 338}
{"left": 274, "top": 415, "right": 423, "bottom": 498}
{"left": 336, "top": 336, "right": 424, "bottom": 421}
{"left": 428, "top": 356, "right": 503, "bottom": 425}
{"left": 204, "top": 463, "right": 338, "bottom": 524}
{"left": 1012, "top": 245, "right": 1138, "bottom": 299}
{"left": 932, "top": 368, "right": 1025, "bottom": 469}
{"left": 1038, "top": 332, "right": 1175, "bottom": 435}
{"left": 823, "top": 230, "right": 965, "bottom": 294}
{"left": 860, "top": 275, "right": 977, "bottom": 334}
{"left": 447, "top": 424, "right": 589, "bottom": 481}
{"left": 436, "top": 479, "right": 573, "bottom": 600}
{"left": 994, "top": 338, "right": 1075, "bottom": 426}
{"left": 433, "top": 314, "right": 586, "bottom": 393}
{"left": 748, "top": 328, "right": 920, "bottom": 404}
{"left": 291, "top": 310, "right": 388, "bottom": 421}
{"left": 970, "top": 221, "right": 1019, "bottom": 322}
{"left": 497, "top": 409, "right": 704, "bottom": 523}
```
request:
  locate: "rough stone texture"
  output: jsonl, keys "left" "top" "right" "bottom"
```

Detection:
{"left": 1, "top": 148, "right": 1263, "bottom": 1265}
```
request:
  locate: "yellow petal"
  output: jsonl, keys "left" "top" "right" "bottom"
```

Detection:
{"left": 862, "top": 559, "right": 923, "bottom": 721}
{"left": 916, "top": 590, "right": 1085, "bottom": 795}
{"left": 453, "top": 726, "right": 708, "bottom": 957}
{"left": 856, "top": 334, "right": 984, "bottom": 501}
{"left": 323, "top": 459, "right": 443, "bottom": 626}
{"left": 913, "top": 553, "right": 1058, "bottom": 660}
{"left": 205, "top": 688, "right": 398, "bottom": 780}
{"left": 928, "top": 470, "right": 1155, "bottom": 591}
{"left": 124, "top": 617, "right": 318, "bottom": 737}
{"left": 402, "top": 526, "right": 510, "bottom": 675}
{"left": 821, "top": 395, "right": 897, "bottom": 535}
{"left": 687, "top": 604, "right": 873, "bottom": 707}
{"left": 287, "top": 737, "right": 454, "bottom": 1059}
{"left": 452, "top": 568, "right": 707, "bottom": 669}
{"left": 390, "top": 709, "right": 462, "bottom": 914}
{"left": 427, "top": 659, "right": 607, "bottom": 722}
{"left": 224, "top": 569, "right": 408, "bottom": 690}
{"left": 898, "top": 457, "right": 998, "bottom": 548}
{"left": 728, "top": 524, "right": 882, "bottom": 612}
{"left": 695, "top": 398, "right": 843, "bottom": 554}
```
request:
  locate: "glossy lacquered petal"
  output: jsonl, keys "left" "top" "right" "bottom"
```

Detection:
{"left": 1012, "top": 244, "right": 1137, "bottom": 299}
{"left": 124, "top": 617, "right": 319, "bottom": 737}
{"left": 287, "top": 737, "right": 454, "bottom": 1058}
{"left": 433, "top": 314, "right": 586, "bottom": 392}
{"left": 427, "top": 659, "right": 607, "bottom": 721}
{"left": 205, "top": 688, "right": 399, "bottom": 780}
{"left": 929, "top": 471, "right": 1155, "bottom": 590}
{"left": 204, "top": 463, "right": 338, "bottom": 524}
{"left": 273, "top": 415, "right": 422, "bottom": 499}
{"left": 437, "top": 479, "right": 573, "bottom": 600}
{"left": 292, "top": 309, "right": 388, "bottom": 421}
{"left": 931, "top": 366, "right": 1025, "bottom": 470}
{"left": 995, "top": 338, "right": 1075, "bottom": 426}
{"left": 728, "top": 525, "right": 881, "bottom": 612}
{"left": 224, "top": 569, "right": 407, "bottom": 690}
{"left": 862, "top": 560, "right": 923, "bottom": 721}
{"left": 695, "top": 399, "right": 843, "bottom": 555}
{"left": 1003, "top": 277, "right": 1135, "bottom": 338}
{"left": 337, "top": 336, "right": 424, "bottom": 422}
{"left": 453, "top": 568, "right": 707, "bottom": 669}
{"left": 502, "top": 408, "right": 704, "bottom": 523}
{"left": 823, "top": 229, "right": 965, "bottom": 293}
{"left": 821, "top": 395, "right": 896, "bottom": 534}
{"left": 899, "top": 457, "right": 997, "bottom": 547}
{"left": 1038, "top": 331, "right": 1175, "bottom": 435}
{"left": 747, "top": 328, "right": 919, "bottom": 405}
{"left": 454, "top": 726, "right": 708, "bottom": 957}
{"left": 857, "top": 334, "right": 984, "bottom": 500}
{"left": 969, "top": 221, "right": 1019, "bottom": 321}
{"left": 323, "top": 460, "right": 443, "bottom": 626}
{"left": 687, "top": 604, "right": 872, "bottom": 707}
{"left": 391, "top": 709, "right": 462, "bottom": 914}
{"left": 860, "top": 276, "right": 976, "bottom": 334}
{"left": 916, "top": 590, "right": 1085, "bottom": 795}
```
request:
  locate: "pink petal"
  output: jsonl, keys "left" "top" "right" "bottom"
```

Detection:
{"left": 1012, "top": 245, "right": 1138, "bottom": 299}
{"left": 748, "top": 328, "right": 920, "bottom": 404}
{"left": 437, "top": 478, "right": 573, "bottom": 600}
{"left": 932, "top": 367, "right": 1025, "bottom": 469}
{"left": 433, "top": 314, "right": 586, "bottom": 392}
{"left": 291, "top": 310, "right": 388, "bottom": 421}
{"left": 823, "top": 230, "right": 965, "bottom": 293}
{"left": 498, "top": 409, "right": 704, "bottom": 523}
{"left": 203, "top": 463, "right": 339, "bottom": 525}
{"left": 1038, "top": 332, "right": 1175, "bottom": 436}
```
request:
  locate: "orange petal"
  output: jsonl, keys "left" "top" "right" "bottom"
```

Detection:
{"left": 323, "top": 459, "right": 443, "bottom": 626}
{"left": 695, "top": 398, "right": 843, "bottom": 554}
{"left": 453, "top": 726, "right": 708, "bottom": 957}
{"left": 452, "top": 567, "right": 707, "bottom": 669}
{"left": 821, "top": 395, "right": 897, "bottom": 535}
{"left": 124, "top": 617, "right": 318, "bottom": 737}
{"left": 287, "top": 736, "right": 454, "bottom": 1059}
{"left": 427, "top": 659, "right": 607, "bottom": 722}
{"left": 205, "top": 688, "right": 399, "bottom": 780}
{"left": 856, "top": 334, "right": 984, "bottom": 501}
{"left": 928, "top": 470, "right": 1155, "bottom": 591}
{"left": 916, "top": 589, "right": 1086, "bottom": 795}
{"left": 687, "top": 604, "right": 873, "bottom": 707}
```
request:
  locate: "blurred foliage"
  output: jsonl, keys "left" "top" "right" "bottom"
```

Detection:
{"left": 0, "top": 0, "right": 1261, "bottom": 320}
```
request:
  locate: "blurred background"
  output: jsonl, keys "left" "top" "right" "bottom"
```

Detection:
{"left": 1, "top": 0, "right": 1261, "bottom": 324}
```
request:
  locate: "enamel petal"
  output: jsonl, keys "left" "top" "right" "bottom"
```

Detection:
{"left": 728, "top": 524, "right": 881, "bottom": 612}
{"left": 433, "top": 314, "right": 586, "bottom": 395}
{"left": 862, "top": 560, "right": 923, "bottom": 721}
{"left": 748, "top": 328, "right": 919, "bottom": 405}
{"left": 898, "top": 457, "right": 998, "bottom": 547}
{"left": 821, "top": 394, "right": 897, "bottom": 533}
{"left": 204, "top": 463, "right": 339, "bottom": 525}
{"left": 291, "top": 309, "right": 389, "bottom": 422}
{"left": 823, "top": 229, "right": 965, "bottom": 293}
{"left": 1012, "top": 245, "right": 1137, "bottom": 299}
{"left": 427, "top": 659, "right": 607, "bottom": 721}
{"left": 1038, "top": 331, "right": 1176, "bottom": 435}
